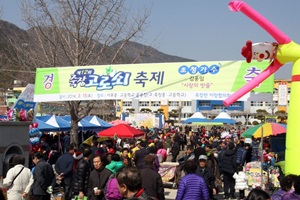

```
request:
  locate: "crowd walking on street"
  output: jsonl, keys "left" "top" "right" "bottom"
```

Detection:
{"left": 0, "top": 125, "right": 297, "bottom": 200}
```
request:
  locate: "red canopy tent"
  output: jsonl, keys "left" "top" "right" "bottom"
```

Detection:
{"left": 98, "top": 124, "right": 145, "bottom": 138}
{"left": 109, "top": 119, "right": 132, "bottom": 126}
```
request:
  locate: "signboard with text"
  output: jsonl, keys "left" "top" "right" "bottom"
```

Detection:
{"left": 34, "top": 60, "right": 274, "bottom": 102}
{"left": 278, "top": 83, "right": 287, "bottom": 106}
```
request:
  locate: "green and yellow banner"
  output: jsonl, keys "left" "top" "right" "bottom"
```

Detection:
{"left": 34, "top": 60, "right": 273, "bottom": 102}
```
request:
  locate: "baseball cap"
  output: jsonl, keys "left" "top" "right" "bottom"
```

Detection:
{"left": 198, "top": 155, "right": 208, "bottom": 160}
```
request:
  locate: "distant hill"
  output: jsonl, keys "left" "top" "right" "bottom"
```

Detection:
{"left": 0, "top": 20, "right": 194, "bottom": 64}
{"left": 112, "top": 41, "right": 195, "bottom": 63}
{"left": 0, "top": 20, "right": 30, "bottom": 53}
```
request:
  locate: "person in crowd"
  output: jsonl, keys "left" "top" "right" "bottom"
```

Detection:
{"left": 141, "top": 155, "right": 165, "bottom": 200}
{"left": 179, "top": 132, "right": 187, "bottom": 151}
{"left": 275, "top": 151, "right": 286, "bottom": 181}
{"left": 220, "top": 142, "right": 237, "bottom": 200}
{"left": 165, "top": 134, "right": 172, "bottom": 156}
{"left": 178, "top": 145, "right": 195, "bottom": 164}
{"left": 172, "top": 130, "right": 181, "bottom": 146}
{"left": 134, "top": 141, "right": 150, "bottom": 170}
{"left": 244, "top": 143, "right": 252, "bottom": 164}
{"left": 91, "top": 138, "right": 99, "bottom": 157}
{"left": 131, "top": 140, "right": 141, "bottom": 160}
{"left": 217, "top": 141, "right": 227, "bottom": 165}
{"left": 205, "top": 143, "right": 221, "bottom": 181}
{"left": 3, "top": 155, "right": 34, "bottom": 200}
{"left": 195, "top": 155, "right": 217, "bottom": 200}
{"left": 233, "top": 165, "right": 248, "bottom": 200}
{"left": 63, "top": 132, "right": 70, "bottom": 153}
{"left": 152, "top": 137, "right": 160, "bottom": 147}
{"left": 88, "top": 155, "right": 112, "bottom": 200}
{"left": 48, "top": 143, "right": 61, "bottom": 166}
{"left": 156, "top": 142, "right": 167, "bottom": 163}
{"left": 272, "top": 174, "right": 297, "bottom": 200}
{"left": 55, "top": 145, "right": 75, "bottom": 200}
{"left": 106, "top": 154, "right": 125, "bottom": 174}
{"left": 148, "top": 146, "right": 160, "bottom": 172}
{"left": 73, "top": 150, "right": 83, "bottom": 171}
{"left": 236, "top": 141, "right": 247, "bottom": 167}
{"left": 245, "top": 188, "right": 271, "bottom": 200}
{"left": 31, "top": 152, "right": 55, "bottom": 200}
{"left": 175, "top": 160, "right": 209, "bottom": 200}
{"left": 175, "top": 145, "right": 195, "bottom": 184}
{"left": 40, "top": 144, "right": 50, "bottom": 161}
{"left": 99, "top": 141, "right": 109, "bottom": 154}
{"left": 105, "top": 154, "right": 125, "bottom": 200}
{"left": 116, "top": 167, "right": 151, "bottom": 200}
{"left": 282, "top": 175, "right": 300, "bottom": 200}
{"left": 72, "top": 147, "right": 93, "bottom": 199}
{"left": 170, "top": 137, "right": 180, "bottom": 163}
{"left": 120, "top": 148, "right": 133, "bottom": 167}
{"left": 194, "top": 141, "right": 206, "bottom": 162}
{"left": 189, "top": 132, "right": 196, "bottom": 149}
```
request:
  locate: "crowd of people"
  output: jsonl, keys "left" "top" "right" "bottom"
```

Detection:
{"left": 0, "top": 125, "right": 299, "bottom": 200}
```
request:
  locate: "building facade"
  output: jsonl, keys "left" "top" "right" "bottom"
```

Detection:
{"left": 118, "top": 79, "right": 291, "bottom": 124}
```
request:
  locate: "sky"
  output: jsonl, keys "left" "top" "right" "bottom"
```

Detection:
{"left": 2, "top": 0, "right": 300, "bottom": 79}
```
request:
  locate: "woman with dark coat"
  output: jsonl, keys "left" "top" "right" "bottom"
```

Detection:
{"left": 88, "top": 155, "right": 112, "bottom": 200}
{"left": 141, "top": 155, "right": 165, "bottom": 200}
{"left": 220, "top": 142, "right": 237, "bottom": 200}
{"left": 72, "top": 147, "right": 92, "bottom": 198}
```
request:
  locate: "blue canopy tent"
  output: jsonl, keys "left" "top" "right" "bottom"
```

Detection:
{"left": 33, "top": 118, "right": 60, "bottom": 132}
{"left": 182, "top": 112, "right": 210, "bottom": 124}
{"left": 211, "top": 110, "right": 236, "bottom": 124}
{"left": 60, "top": 115, "right": 101, "bottom": 130}
{"left": 83, "top": 116, "right": 113, "bottom": 130}
{"left": 35, "top": 115, "right": 71, "bottom": 131}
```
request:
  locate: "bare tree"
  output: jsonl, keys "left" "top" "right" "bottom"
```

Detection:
{"left": 19, "top": 0, "right": 150, "bottom": 145}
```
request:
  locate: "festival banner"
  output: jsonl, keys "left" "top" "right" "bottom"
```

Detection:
{"left": 14, "top": 84, "right": 37, "bottom": 111}
{"left": 34, "top": 60, "right": 273, "bottom": 102}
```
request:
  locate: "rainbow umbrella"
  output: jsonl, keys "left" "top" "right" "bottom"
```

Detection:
{"left": 242, "top": 123, "right": 287, "bottom": 138}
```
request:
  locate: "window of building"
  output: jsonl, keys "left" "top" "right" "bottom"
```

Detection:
{"left": 151, "top": 101, "right": 160, "bottom": 106}
{"left": 181, "top": 113, "right": 191, "bottom": 118}
{"left": 212, "top": 105, "right": 223, "bottom": 110}
{"left": 182, "top": 101, "right": 191, "bottom": 107}
{"left": 168, "top": 101, "right": 179, "bottom": 106}
{"left": 265, "top": 101, "right": 277, "bottom": 107}
{"left": 139, "top": 101, "right": 149, "bottom": 107}
{"left": 199, "top": 101, "right": 210, "bottom": 107}
{"left": 251, "top": 101, "right": 263, "bottom": 106}
{"left": 231, "top": 101, "right": 242, "bottom": 107}
{"left": 288, "top": 88, "right": 291, "bottom": 94}
{"left": 123, "top": 101, "right": 132, "bottom": 107}
{"left": 273, "top": 88, "right": 278, "bottom": 94}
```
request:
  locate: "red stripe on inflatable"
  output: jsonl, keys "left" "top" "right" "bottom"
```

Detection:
{"left": 292, "top": 75, "right": 300, "bottom": 82}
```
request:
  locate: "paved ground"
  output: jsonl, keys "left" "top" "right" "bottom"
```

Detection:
{"left": 164, "top": 187, "right": 249, "bottom": 200}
